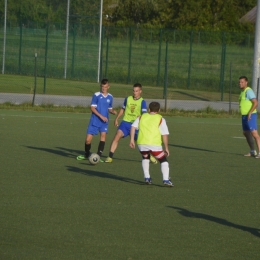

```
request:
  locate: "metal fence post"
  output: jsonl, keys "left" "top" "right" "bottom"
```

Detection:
{"left": 32, "top": 53, "right": 37, "bottom": 106}
{"left": 187, "top": 30, "right": 193, "bottom": 89}
{"left": 156, "top": 28, "right": 162, "bottom": 86}
{"left": 220, "top": 32, "right": 226, "bottom": 101}
{"left": 99, "top": 25, "right": 104, "bottom": 81}
{"left": 127, "top": 27, "right": 132, "bottom": 84}
{"left": 229, "top": 62, "right": 232, "bottom": 114}
{"left": 18, "top": 21, "right": 23, "bottom": 74}
{"left": 105, "top": 36, "right": 109, "bottom": 78}
{"left": 163, "top": 41, "right": 169, "bottom": 110}
{"left": 71, "top": 23, "right": 76, "bottom": 79}
{"left": 43, "top": 22, "right": 49, "bottom": 94}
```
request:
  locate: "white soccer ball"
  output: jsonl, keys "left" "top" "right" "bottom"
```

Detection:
{"left": 88, "top": 153, "right": 100, "bottom": 165}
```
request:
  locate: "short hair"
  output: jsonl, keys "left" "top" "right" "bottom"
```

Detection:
{"left": 239, "top": 76, "right": 248, "bottom": 82}
{"left": 101, "top": 78, "right": 109, "bottom": 85}
{"left": 149, "top": 102, "right": 160, "bottom": 112}
{"left": 133, "top": 83, "right": 142, "bottom": 89}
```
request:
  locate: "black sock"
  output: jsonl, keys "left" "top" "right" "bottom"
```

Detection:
{"left": 109, "top": 152, "right": 114, "bottom": 158}
{"left": 97, "top": 141, "right": 105, "bottom": 156}
{"left": 85, "top": 143, "right": 91, "bottom": 157}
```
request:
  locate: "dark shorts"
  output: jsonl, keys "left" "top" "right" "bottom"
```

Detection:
{"left": 242, "top": 113, "right": 258, "bottom": 131}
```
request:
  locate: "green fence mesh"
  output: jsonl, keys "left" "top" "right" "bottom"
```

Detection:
{"left": 0, "top": 20, "right": 255, "bottom": 107}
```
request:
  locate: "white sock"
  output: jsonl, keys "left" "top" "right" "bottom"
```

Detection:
{"left": 161, "top": 161, "right": 169, "bottom": 180}
{"left": 142, "top": 159, "right": 150, "bottom": 178}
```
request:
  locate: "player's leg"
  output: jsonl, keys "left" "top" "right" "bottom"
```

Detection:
{"left": 140, "top": 151, "right": 152, "bottom": 184}
{"left": 242, "top": 115, "right": 257, "bottom": 157}
{"left": 97, "top": 132, "right": 106, "bottom": 162}
{"left": 77, "top": 124, "right": 97, "bottom": 160}
{"left": 105, "top": 130, "right": 124, "bottom": 162}
{"left": 151, "top": 150, "right": 173, "bottom": 187}
{"left": 85, "top": 134, "right": 94, "bottom": 157}
{"left": 105, "top": 121, "right": 130, "bottom": 162}
{"left": 248, "top": 114, "right": 260, "bottom": 158}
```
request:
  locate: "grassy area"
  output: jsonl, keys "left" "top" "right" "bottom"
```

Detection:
{"left": 1, "top": 110, "right": 259, "bottom": 259}
{"left": 0, "top": 74, "right": 240, "bottom": 102}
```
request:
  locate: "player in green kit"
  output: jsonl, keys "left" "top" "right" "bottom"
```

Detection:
{"left": 105, "top": 83, "right": 157, "bottom": 164}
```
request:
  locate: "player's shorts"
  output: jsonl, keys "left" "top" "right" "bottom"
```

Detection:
{"left": 87, "top": 123, "right": 108, "bottom": 135}
{"left": 118, "top": 120, "right": 138, "bottom": 139}
{"left": 137, "top": 144, "right": 165, "bottom": 160}
{"left": 242, "top": 113, "right": 258, "bottom": 131}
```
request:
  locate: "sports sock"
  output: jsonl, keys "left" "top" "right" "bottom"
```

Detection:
{"left": 142, "top": 159, "right": 150, "bottom": 178}
{"left": 97, "top": 141, "right": 105, "bottom": 156}
{"left": 161, "top": 161, "right": 169, "bottom": 180}
{"left": 109, "top": 152, "right": 114, "bottom": 158}
{"left": 85, "top": 143, "right": 91, "bottom": 157}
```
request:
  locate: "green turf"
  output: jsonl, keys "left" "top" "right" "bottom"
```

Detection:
{"left": 0, "top": 110, "right": 259, "bottom": 259}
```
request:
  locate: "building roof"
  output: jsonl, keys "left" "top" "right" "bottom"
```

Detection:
{"left": 239, "top": 6, "right": 257, "bottom": 23}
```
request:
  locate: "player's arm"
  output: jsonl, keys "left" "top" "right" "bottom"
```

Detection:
{"left": 129, "top": 126, "right": 136, "bottom": 149}
{"left": 160, "top": 118, "right": 170, "bottom": 156}
{"left": 248, "top": 98, "right": 258, "bottom": 120}
{"left": 114, "top": 108, "right": 124, "bottom": 127}
{"left": 108, "top": 108, "right": 117, "bottom": 115}
{"left": 162, "top": 135, "right": 169, "bottom": 156}
{"left": 91, "top": 106, "right": 108, "bottom": 122}
{"left": 129, "top": 117, "right": 139, "bottom": 148}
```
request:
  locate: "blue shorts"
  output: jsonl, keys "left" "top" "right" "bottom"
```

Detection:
{"left": 242, "top": 113, "right": 258, "bottom": 131}
{"left": 87, "top": 123, "right": 108, "bottom": 135}
{"left": 118, "top": 120, "right": 138, "bottom": 140}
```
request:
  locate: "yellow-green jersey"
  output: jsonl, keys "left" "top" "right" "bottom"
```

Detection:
{"left": 239, "top": 87, "right": 257, "bottom": 115}
{"left": 122, "top": 96, "right": 147, "bottom": 123}
{"left": 137, "top": 113, "right": 163, "bottom": 146}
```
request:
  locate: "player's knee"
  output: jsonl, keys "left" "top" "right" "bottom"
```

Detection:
{"left": 158, "top": 156, "right": 167, "bottom": 163}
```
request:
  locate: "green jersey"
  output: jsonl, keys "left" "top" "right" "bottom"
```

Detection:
{"left": 123, "top": 96, "right": 147, "bottom": 123}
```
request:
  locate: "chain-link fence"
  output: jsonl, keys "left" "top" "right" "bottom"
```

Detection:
{"left": 0, "top": 20, "right": 255, "bottom": 111}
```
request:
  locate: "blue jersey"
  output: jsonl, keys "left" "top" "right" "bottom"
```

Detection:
{"left": 89, "top": 92, "right": 113, "bottom": 127}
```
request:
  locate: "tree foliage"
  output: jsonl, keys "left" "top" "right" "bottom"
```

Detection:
{"left": 0, "top": 0, "right": 256, "bottom": 32}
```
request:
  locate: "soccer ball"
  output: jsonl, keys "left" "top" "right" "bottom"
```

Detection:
{"left": 88, "top": 153, "right": 100, "bottom": 165}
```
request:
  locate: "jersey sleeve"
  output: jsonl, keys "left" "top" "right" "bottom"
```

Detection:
{"left": 109, "top": 95, "right": 113, "bottom": 110}
{"left": 141, "top": 100, "right": 147, "bottom": 114}
{"left": 159, "top": 118, "right": 169, "bottom": 135}
{"left": 122, "top": 97, "right": 127, "bottom": 109}
{"left": 246, "top": 89, "right": 256, "bottom": 100}
{"left": 131, "top": 116, "right": 140, "bottom": 129}
{"left": 90, "top": 93, "right": 98, "bottom": 107}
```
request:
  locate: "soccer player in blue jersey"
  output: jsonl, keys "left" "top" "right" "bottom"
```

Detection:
{"left": 77, "top": 79, "right": 117, "bottom": 162}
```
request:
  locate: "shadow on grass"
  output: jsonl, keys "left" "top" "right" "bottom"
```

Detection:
{"left": 170, "top": 144, "right": 216, "bottom": 153}
{"left": 25, "top": 146, "right": 141, "bottom": 162}
{"left": 168, "top": 206, "right": 260, "bottom": 238}
{"left": 25, "top": 146, "right": 82, "bottom": 158}
{"left": 174, "top": 91, "right": 210, "bottom": 101}
{"left": 66, "top": 165, "right": 163, "bottom": 187}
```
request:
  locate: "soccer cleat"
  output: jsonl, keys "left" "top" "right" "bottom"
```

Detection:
{"left": 163, "top": 180, "right": 174, "bottom": 187}
{"left": 244, "top": 151, "right": 257, "bottom": 157}
{"left": 105, "top": 157, "right": 113, "bottom": 163}
{"left": 150, "top": 155, "right": 158, "bottom": 164}
{"left": 77, "top": 155, "right": 87, "bottom": 160}
{"left": 255, "top": 154, "right": 260, "bottom": 159}
{"left": 145, "top": 178, "right": 152, "bottom": 185}
{"left": 99, "top": 158, "right": 104, "bottom": 163}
